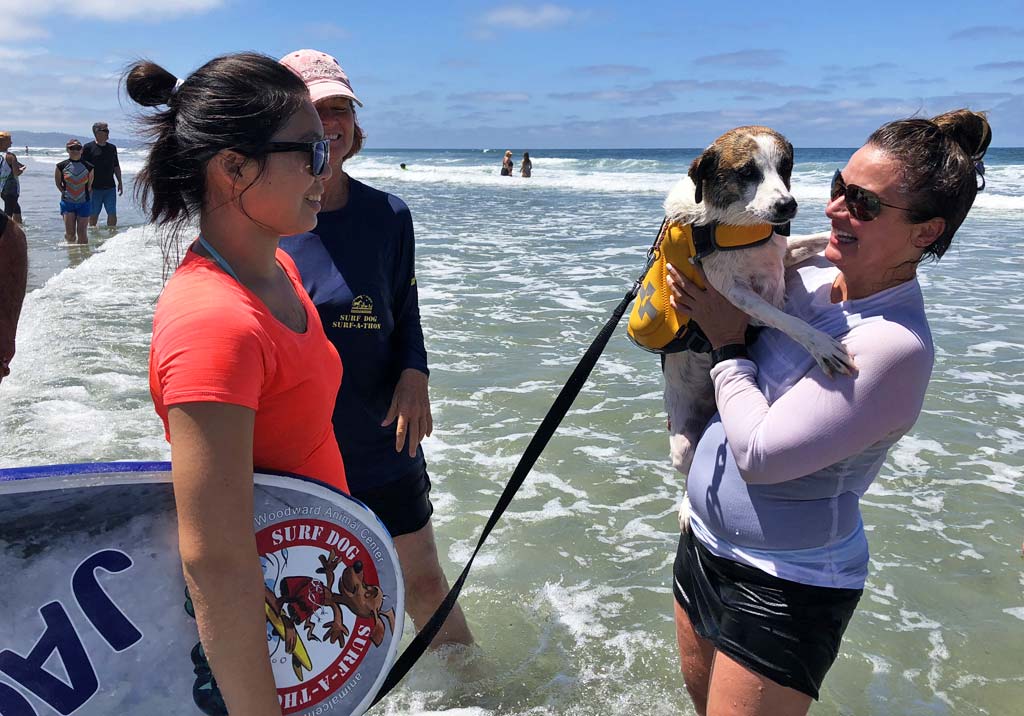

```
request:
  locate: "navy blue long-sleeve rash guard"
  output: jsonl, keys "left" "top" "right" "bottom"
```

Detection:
{"left": 280, "top": 178, "right": 428, "bottom": 493}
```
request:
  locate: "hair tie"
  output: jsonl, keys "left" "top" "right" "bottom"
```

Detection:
{"left": 975, "top": 160, "right": 986, "bottom": 192}
{"left": 172, "top": 77, "right": 185, "bottom": 94}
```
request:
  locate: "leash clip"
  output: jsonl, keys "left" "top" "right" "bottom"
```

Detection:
{"left": 629, "top": 275, "right": 646, "bottom": 301}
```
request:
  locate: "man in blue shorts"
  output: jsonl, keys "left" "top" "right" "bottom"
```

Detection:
{"left": 83, "top": 122, "right": 122, "bottom": 227}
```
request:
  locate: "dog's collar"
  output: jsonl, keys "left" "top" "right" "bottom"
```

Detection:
{"left": 685, "top": 222, "right": 775, "bottom": 259}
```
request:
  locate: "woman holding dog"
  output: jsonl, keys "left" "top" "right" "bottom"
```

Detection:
{"left": 668, "top": 109, "right": 990, "bottom": 716}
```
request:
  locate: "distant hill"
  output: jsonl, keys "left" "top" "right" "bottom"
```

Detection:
{"left": 5, "top": 130, "right": 143, "bottom": 148}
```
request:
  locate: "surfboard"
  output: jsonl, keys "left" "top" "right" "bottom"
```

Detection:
{"left": 0, "top": 462, "right": 404, "bottom": 716}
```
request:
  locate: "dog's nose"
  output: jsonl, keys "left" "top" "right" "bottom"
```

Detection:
{"left": 773, "top": 197, "right": 797, "bottom": 219}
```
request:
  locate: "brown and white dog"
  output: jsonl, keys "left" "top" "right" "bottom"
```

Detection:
{"left": 664, "top": 125, "right": 853, "bottom": 477}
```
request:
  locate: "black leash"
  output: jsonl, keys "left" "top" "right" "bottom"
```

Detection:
{"left": 369, "top": 252, "right": 651, "bottom": 708}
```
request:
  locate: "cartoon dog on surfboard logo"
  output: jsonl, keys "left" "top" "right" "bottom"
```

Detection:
{"left": 156, "top": 518, "right": 395, "bottom": 714}
{"left": 258, "top": 519, "right": 395, "bottom": 693}
{"left": 186, "top": 518, "right": 397, "bottom": 713}
{"left": 263, "top": 549, "right": 396, "bottom": 681}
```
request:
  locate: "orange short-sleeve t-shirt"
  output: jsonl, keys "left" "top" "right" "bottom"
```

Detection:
{"left": 150, "top": 247, "right": 348, "bottom": 493}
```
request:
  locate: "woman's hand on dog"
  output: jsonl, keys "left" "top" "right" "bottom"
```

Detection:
{"left": 667, "top": 263, "right": 750, "bottom": 349}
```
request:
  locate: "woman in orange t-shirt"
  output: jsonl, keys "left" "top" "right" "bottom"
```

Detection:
{"left": 126, "top": 53, "right": 342, "bottom": 716}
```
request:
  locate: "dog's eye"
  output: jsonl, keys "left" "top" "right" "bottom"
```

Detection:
{"left": 737, "top": 164, "right": 757, "bottom": 179}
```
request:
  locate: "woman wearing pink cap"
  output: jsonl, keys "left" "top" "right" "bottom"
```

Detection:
{"left": 279, "top": 49, "right": 474, "bottom": 651}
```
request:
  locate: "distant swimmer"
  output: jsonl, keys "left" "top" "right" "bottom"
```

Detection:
{"left": 521, "top": 151, "right": 532, "bottom": 178}
{"left": 400, "top": 163, "right": 407, "bottom": 170}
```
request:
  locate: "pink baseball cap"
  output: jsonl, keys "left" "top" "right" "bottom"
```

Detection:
{"left": 280, "top": 49, "right": 363, "bottom": 107}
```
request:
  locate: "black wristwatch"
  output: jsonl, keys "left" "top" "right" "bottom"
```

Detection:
{"left": 710, "top": 343, "right": 749, "bottom": 366}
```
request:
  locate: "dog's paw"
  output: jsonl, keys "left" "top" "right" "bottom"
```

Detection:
{"left": 677, "top": 497, "right": 691, "bottom": 534}
{"left": 803, "top": 330, "right": 855, "bottom": 377}
{"left": 669, "top": 434, "right": 696, "bottom": 475}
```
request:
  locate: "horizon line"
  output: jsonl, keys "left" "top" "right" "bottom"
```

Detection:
{"left": 12, "top": 141, "right": 1024, "bottom": 151}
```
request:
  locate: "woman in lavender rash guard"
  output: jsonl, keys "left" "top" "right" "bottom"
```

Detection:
{"left": 277, "top": 49, "right": 473, "bottom": 650}
{"left": 666, "top": 109, "right": 991, "bottom": 716}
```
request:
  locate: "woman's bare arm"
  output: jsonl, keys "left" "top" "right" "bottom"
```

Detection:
{"left": 169, "top": 402, "right": 282, "bottom": 716}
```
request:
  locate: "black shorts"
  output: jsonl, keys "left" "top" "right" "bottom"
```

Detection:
{"left": 2, "top": 195, "right": 20, "bottom": 216}
{"left": 673, "top": 527, "right": 862, "bottom": 700}
{"left": 350, "top": 469, "right": 434, "bottom": 538}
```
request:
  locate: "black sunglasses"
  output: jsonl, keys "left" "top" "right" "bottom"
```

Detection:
{"left": 264, "top": 138, "right": 330, "bottom": 177}
{"left": 831, "top": 170, "right": 911, "bottom": 221}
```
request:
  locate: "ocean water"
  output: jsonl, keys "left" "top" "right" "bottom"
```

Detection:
{"left": 1, "top": 146, "right": 1022, "bottom": 715}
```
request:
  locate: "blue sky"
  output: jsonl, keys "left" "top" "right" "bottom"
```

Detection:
{"left": 2, "top": 0, "right": 1023, "bottom": 147}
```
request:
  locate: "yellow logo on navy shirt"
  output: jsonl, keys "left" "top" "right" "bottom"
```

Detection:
{"left": 351, "top": 295, "right": 373, "bottom": 315}
{"left": 332, "top": 295, "right": 381, "bottom": 331}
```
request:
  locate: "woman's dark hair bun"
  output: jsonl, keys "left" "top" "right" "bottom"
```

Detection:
{"left": 121, "top": 52, "right": 310, "bottom": 276}
{"left": 931, "top": 109, "right": 992, "bottom": 162}
{"left": 125, "top": 60, "right": 179, "bottom": 108}
{"left": 868, "top": 107, "right": 993, "bottom": 260}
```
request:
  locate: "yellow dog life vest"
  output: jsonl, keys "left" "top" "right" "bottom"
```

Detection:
{"left": 627, "top": 221, "right": 774, "bottom": 354}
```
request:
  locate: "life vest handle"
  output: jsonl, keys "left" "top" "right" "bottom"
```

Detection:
{"left": 635, "top": 216, "right": 670, "bottom": 287}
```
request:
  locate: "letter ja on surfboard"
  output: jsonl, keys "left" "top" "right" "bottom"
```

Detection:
{"left": 0, "top": 462, "right": 403, "bottom": 716}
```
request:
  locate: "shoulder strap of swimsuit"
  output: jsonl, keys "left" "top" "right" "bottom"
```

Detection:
{"left": 196, "top": 235, "right": 241, "bottom": 283}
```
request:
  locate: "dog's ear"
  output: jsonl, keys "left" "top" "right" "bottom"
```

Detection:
{"left": 779, "top": 138, "right": 795, "bottom": 188}
{"left": 688, "top": 148, "right": 718, "bottom": 204}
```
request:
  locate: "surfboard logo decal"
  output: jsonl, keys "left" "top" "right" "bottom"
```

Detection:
{"left": 258, "top": 519, "right": 396, "bottom": 714}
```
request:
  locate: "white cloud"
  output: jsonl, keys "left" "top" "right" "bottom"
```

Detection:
{"left": 0, "top": 46, "right": 48, "bottom": 61}
{"left": 4, "top": 22, "right": 51, "bottom": 40}
{"left": 303, "top": 21, "right": 352, "bottom": 39}
{"left": 575, "top": 65, "right": 652, "bottom": 78}
{"left": 948, "top": 25, "right": 1024, "bottom": 41}
{"left": 479, "top": 4, "right": 579, "bottom": 30}
{"left": 0, "top": 0, "right": 224, "bottom": 24}
{"left": 549, "top": 79, "right": 827, "bottom": 106}
{"left": 449, "top": 91, "right": 530, "bottom": 104}
{"left": 362, "top": 90, "right": 1024, "bottom": 148}
{"left": 695, "top": 49, "right": 786, "bottom": 67}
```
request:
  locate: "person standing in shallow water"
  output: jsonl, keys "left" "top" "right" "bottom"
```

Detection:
{"left": 54, "top": 139, "right": 93, "bottom": 244}
{"left": 0, "top": 132, "right": 26, "bottom": 224}
{"left": 520, "top": 151, "right": 532, "bottom": 178}
{"left": 126, "top": 52, "right": 346, "bottom": 716}
{"left": 278, "top": 48, "right": 474, "bottom": 651}
{"left": 83, "top": 121, "right": 123, "bottom": 227}
{"left": 668, "top": 109, "right": 991, "bottom": 716}
{"left": 501, "top": 149, "right": 513, "bottom": 176}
